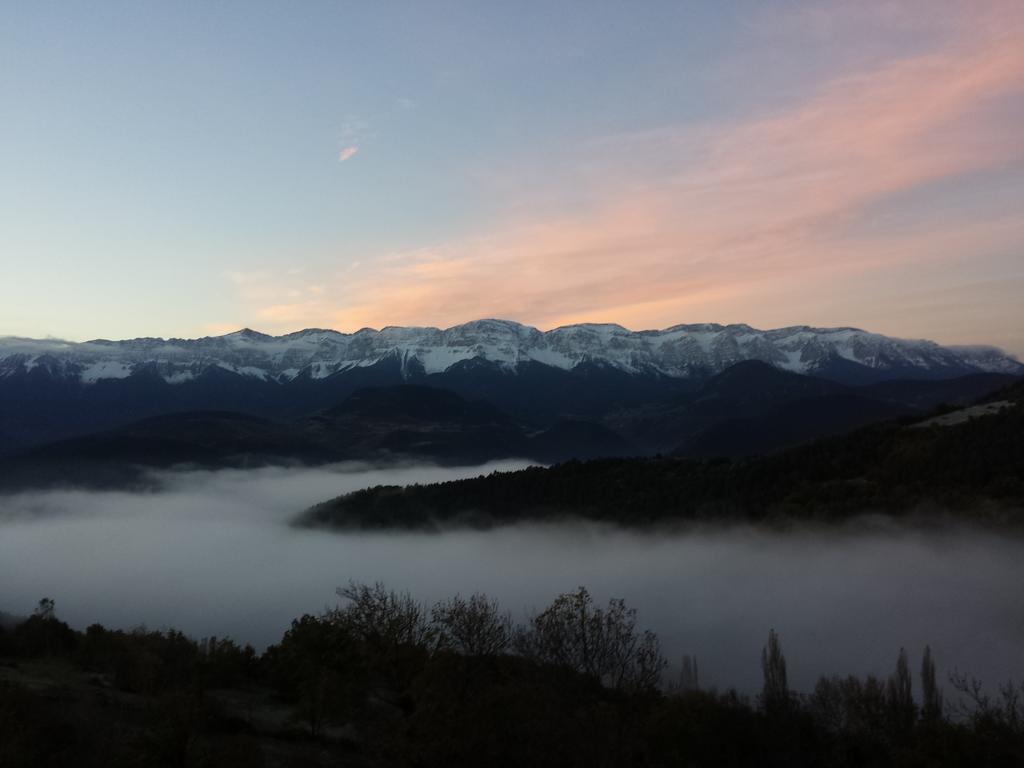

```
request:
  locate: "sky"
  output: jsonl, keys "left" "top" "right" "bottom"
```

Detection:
{"left": 1, "top": 1, "right": 1022, "bottom": 355}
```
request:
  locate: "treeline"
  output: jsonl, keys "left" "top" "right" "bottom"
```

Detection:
{"left": 302, "top": 382, "right": 1024, "bottom": 530}
{"left": 2, "top": 589, "right": 1024, "bottom": 766}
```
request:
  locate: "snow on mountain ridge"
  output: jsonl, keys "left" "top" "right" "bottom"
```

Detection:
{"left": 0, "top": 320, "right": 1020, "bottom": 384}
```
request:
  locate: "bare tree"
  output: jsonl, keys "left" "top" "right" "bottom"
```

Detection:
{"left": 517, "top": 587, "right": 665, "bottom": 692}
{"left": 432, "top": 593, "right": 512, "bottom": 656}
{"left": 332, "top": 581, "right": 435, "bottom": 650}
{"left": 950, "top": 670, "right": 1024, "bottom": 733}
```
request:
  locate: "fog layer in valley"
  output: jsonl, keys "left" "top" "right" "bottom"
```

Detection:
{"left": 1, "top": 463, "right": 1021, "bottom": 693}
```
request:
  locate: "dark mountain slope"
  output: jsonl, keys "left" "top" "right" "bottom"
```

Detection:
{"left": 529, "top": 420, "right": 639, "bottom": 463}
{"left": 415, "top": 358, "right": 695, "bottom": 426}
{"left": 0, "top": 355, "right": 409, "bottom": 451}
{"left": 859, "top": 372, "right": 1020, "bottom": 410}
{"left": 0, "top": 386, "right": 634, "bottom": 490}
{"left": 2, "top": 366, "right": 1017, "bottom": 492}
{"left": 607, "top": 361, "right": 917, "bottom": 455}
{"left": 673, "top": 393, "right": 911, "bottom": 458}
{"left": 2, "top": 337, "right": 1016, "bottom": 453}
{"left": 304, "top": 385, "right": 531, "bottom": 463}
{"left": 302, "top": 380, "right": 1024, "bottom": 530}
{"left": 0, "top": 355, "right": 694, "bottom": 450}
{"left": 0, "top": 411, "right": 330, "bottom": 490}
{"left": 697, "top": 359, "right": 849, "bottom": 400}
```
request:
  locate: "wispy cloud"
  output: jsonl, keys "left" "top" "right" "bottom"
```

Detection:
{"left": 338, "top": 146, "right": 359, "bottom": 163}
{"left": 230, "top": 3, "right": 1024, "bottom": 351}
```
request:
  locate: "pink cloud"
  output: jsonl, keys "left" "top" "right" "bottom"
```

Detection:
{"left": 235, "top": 5, "right": 1024, "bottom": 352}
{"left": 338, "top": 146, "right": 359, "bottom": 163}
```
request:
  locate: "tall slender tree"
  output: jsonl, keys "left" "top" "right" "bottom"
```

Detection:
{"left": 679, "top": 654, "right": 700, "bottom": 692}
{"left": 887, "top": 647, "right": 916, "bottom": 736}
{"left": 921, "top": 645, "right": 943, "bottom": 723}
{"left": 761, "top": 629, "right": 789, "bottom": 713}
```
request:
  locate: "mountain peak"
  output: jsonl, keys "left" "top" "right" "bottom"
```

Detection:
{"left": 2, "top": 319, "right": 1020, "bottom": 386}
{"left": 222, "top": 328, "right": 272, "bottom": 341}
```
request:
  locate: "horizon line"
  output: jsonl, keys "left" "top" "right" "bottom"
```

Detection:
{"left": 0, "top": 317, "right": 1018, "bottom": 355}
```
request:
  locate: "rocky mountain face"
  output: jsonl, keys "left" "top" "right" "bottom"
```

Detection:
{"left": 0, "top": 320, "right": 1019, "bottom": 454}
{"left": 2, "top": 319, "right": 1019, "bottom": 385}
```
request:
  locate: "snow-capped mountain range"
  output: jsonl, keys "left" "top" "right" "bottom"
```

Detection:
{"left": 1, "top": 319, "right": 1020, "bottom": 384}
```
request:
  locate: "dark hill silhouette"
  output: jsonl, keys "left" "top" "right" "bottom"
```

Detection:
{"left": 319, "top": 384, "right": 516, "bottom": 425}
{"left": 301, "top": 378, "right": 1024, "bottom": 530}
{"left": 1, "top": 367, "right": 1018, "bottom": 491}
{"left": 698, "top": 359, "right": 848, "bottom": 400}
{"left": 306, "top": 385, "right": 531, "bottom": 463}
{"left": 529, "top": 419, "right": 638, "bottom": 463}
{"left": 0, "top": 386, "right": 630, "bottom": 489}
{"left": 860, "top": 372, "right": 1020, "bottom": 409}
{"left": 674, "top": 393, "right": 910, "bottom": 458}
{"left": 606, "top": 360, "right": 920, "bottom": 455}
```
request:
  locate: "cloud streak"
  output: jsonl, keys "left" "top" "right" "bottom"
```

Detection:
{"left": 338, "top": 146, "right": 359, "bottom": 163}
{"left": 232, "top": 4, "right": 1024, "bottom": 352}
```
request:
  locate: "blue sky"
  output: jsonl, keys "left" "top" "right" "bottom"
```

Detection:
{"left": 2, "top": 1, "right": 1022, "bottom": 355}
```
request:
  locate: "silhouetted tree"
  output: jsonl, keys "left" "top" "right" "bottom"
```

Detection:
{"left": 951, "top": 671, "right": 1024, "bottom": 736}
{"left": 679, "top": 654, "right": 700, "bottom": 692}
{"left": 761, "top": 629, "right": 789, "bottom": 714}
{"left": 269, "top": 615, "right": 365, "bottom": 736}
{"left": 332, "top": 581, "right": 434, "bottom": 649}
{"left": 517, "top": 586, "right": 665, "bottom": 691}
{"left": 5, "top": 586, "right": 1024, "bottom": 766}
{"left": 329, "top": 581, "right": 437, "bottom": 694}
{"left": 886, "top": 647, "right": 916, "bottom": 737}
{"left": 13, "top": 598, "right": 76, "bottom": 657}
{"left": 432, "top": 593, "right": 512, "bottom": 656}
{"left": 33, "top": 597, "right": 55, "bottom": 620}
{"left": 921, "top": 645, "right": 943, "bottom": 723}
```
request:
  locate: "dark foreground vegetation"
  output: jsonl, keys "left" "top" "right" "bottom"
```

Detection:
{"left": 2, "top": 589, "right": 1023, "bottom": 767}
{"left": 303, "top": 381, "right": 1024, "bottom": 530}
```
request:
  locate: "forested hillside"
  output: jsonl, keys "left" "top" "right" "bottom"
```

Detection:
{"left": 303, "top": 382, "right": 1024, "bottom": 530}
